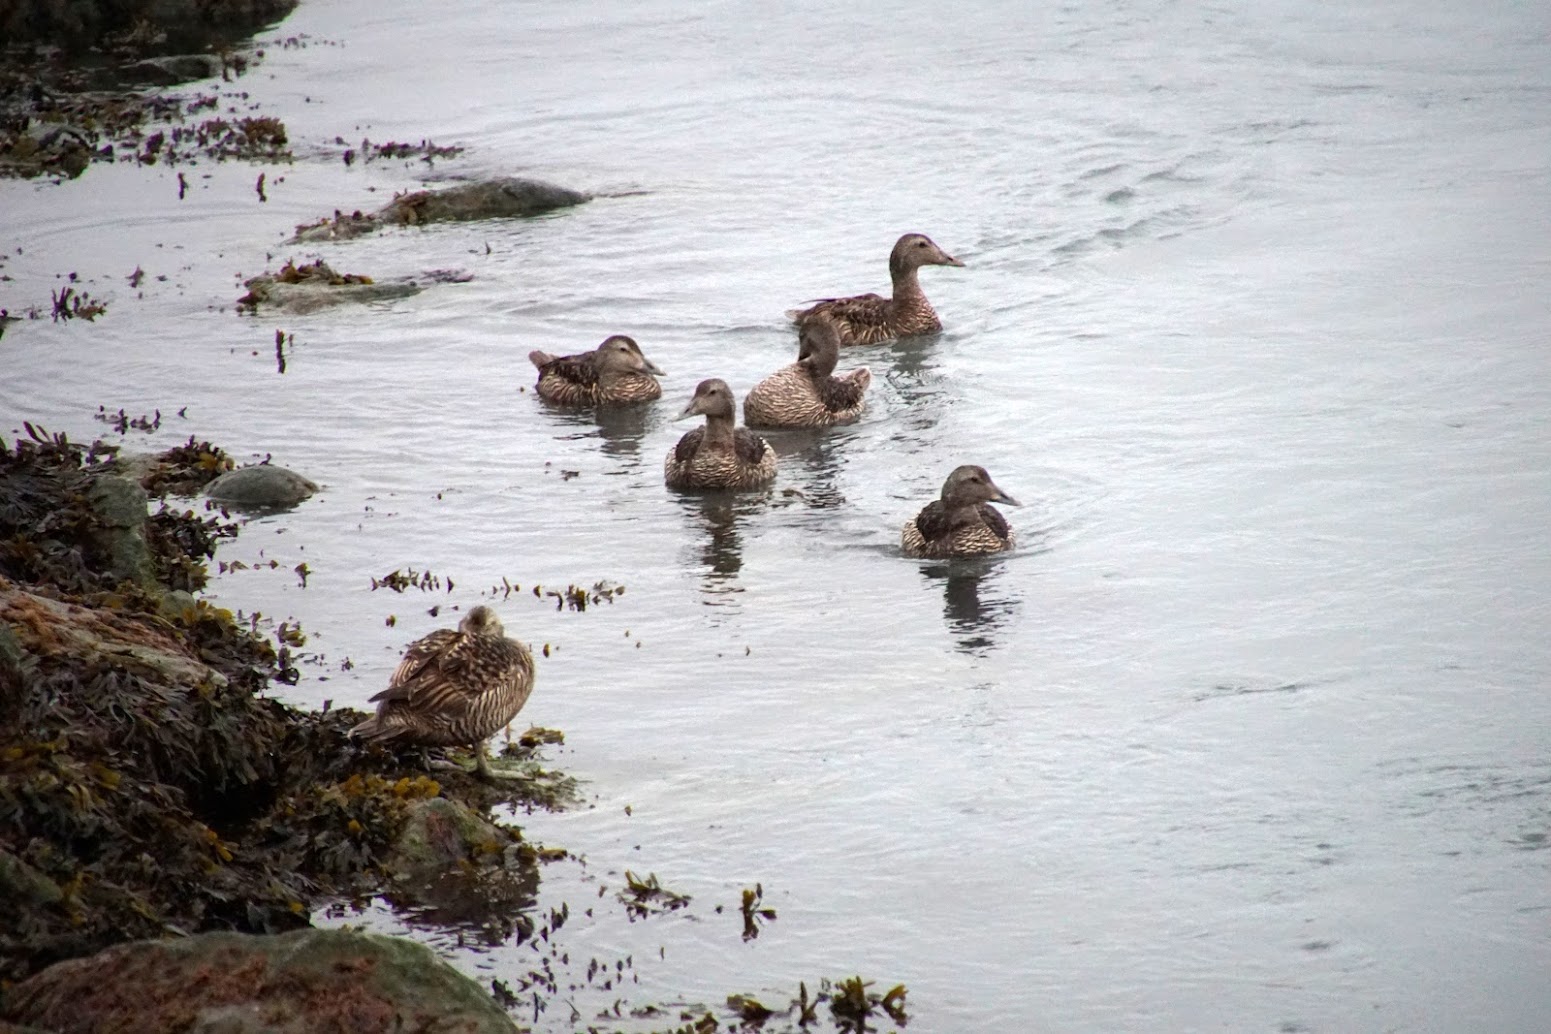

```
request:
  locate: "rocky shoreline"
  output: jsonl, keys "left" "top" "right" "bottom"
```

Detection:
{"left": 0, "top": 428, "right": 568, "bottom": 1030}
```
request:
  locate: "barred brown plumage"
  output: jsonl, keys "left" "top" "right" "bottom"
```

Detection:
{"left": 901, "top": 465, "right": 1020, "bottom": 559}
{"left": 744, "top": 317, "right": 870, "bottom": 429}
{"left": 664, "top": 378, "right": 777, "bottom": 490}
{"left": 348, "top": 605, "right": 535, "bottom": 780}
{"left": 786, "top": 232, "right": 964, "bottom": 346}
{"left": 529, "top": 334, "right": 665, "bottom": 406}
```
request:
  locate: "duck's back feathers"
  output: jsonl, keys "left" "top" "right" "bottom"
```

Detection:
{"left": 910, "top": 500, "right": 1011, "bottom": 546}
{"left": 530, "top": 337, "right": 663, "bottom": 406}
{"left": 350, "top": 613, "right": 535, "bottom": 748}
{"left": 743, "top": 364, "right": 870, "bottom": 428}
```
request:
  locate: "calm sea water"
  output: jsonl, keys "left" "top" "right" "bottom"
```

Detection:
{"left": 4, "top": 0, "right": 1550, "bottom": 1030}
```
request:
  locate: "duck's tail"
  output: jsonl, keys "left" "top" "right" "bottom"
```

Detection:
{"left": 528, "top": 350, "right": 556, "bottom": 369}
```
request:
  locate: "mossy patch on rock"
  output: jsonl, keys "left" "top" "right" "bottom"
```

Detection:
{"left": 3, "top": 927, "right": 520, "bottom": 1033}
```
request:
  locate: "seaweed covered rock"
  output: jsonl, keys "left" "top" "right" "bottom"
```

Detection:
{"left": 290, "top": 177, "right": 589, "bottom": 243}
{"left": 0, "top": 0, "right": 300, "bottom": 53}
{"left": 0, "top": 428, "right": 563, "bottom": 985}
{"left": 237, "top": 258, "right": 422, "bottom": 312}
{"left": 3, "top": 928, "right": 520, "bottom": 1033}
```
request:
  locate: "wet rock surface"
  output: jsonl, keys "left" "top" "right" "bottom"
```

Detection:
{"left": 4, "top": 928, "right": 521, "bottom": 1034}
{"left": 204, "top": 464, "right": 318, "bottom": 508}
{"left": 289, "top": 177, "right": 589, "bottom": 242}
{"left": 237, "top": 258, "right": 423, "bottom": 312}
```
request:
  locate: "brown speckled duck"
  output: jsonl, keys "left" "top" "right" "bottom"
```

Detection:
{"left": 664, "top": 378, "right": 777, "bottom": 490}
{"left": 348, "top": 605, "right": 534, "bottom": 780}
{"left": 744, "top": 317, "right": 871, "bottom": 429}
{"left": 901, "top": 465, "right": 1020, "bottom": 559}
{"left": 787, "top": 232, "right": 964, "bottom": 346}
{"left": 529, "top": 335, "right": 665, "bottom": 406}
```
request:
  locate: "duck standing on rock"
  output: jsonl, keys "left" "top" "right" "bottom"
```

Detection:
{"left": 348, "top": 606, "right": 535, "bottom": 781}
{"left": 901, "top": 465, "right": 1021, "bottom": 559}
{"left": 787, "top": 232, "right": 964, "bottom": 346}
{"left": 744, "top": 317, "right": 871, "bottom": 429}
{"left": 529, "top": 334, "right": 665, "bottom": 406}
{"left": 664, "top": 378, "right": 777, "bottom": 490}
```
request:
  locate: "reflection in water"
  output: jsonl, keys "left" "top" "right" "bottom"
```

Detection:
{"left": 594, "top": 404, "right": 654, "bottom": 461}
{"left": 924, "top": 561, "right": 1022, "bottom": 657}
{"left": 541, "top": 404, "right": 657, "bottom": 466}
{"left": 383, "top": 858, "right": 540, "bottom": 948}
{"left": 677, "top": 492, "right": 757, "bottom": 603}
{"left": 764, "top": 426, "right": 853, "bottom": 510}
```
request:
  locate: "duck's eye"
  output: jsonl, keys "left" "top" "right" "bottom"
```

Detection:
{"left": 916, "top": 240, "right": 928, "bottom": 247}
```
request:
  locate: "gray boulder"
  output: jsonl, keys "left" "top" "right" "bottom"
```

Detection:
{"left": 290, "top": 177, "right": 589, "bottom": 243}
{"left": 204, "top": 465, "right": 318, "bottom": 508}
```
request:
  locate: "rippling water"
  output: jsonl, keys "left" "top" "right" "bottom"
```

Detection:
{"left": 5, "top": 0, "right": 1550, "bottom": 1029}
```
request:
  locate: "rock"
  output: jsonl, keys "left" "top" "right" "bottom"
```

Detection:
{"left": 0, "top": 0, "right": 300, "bottom": 53}
{"left": 0, "top": 850, "right": 63, "bottom": 908}
{"left": 237, "top": 259, "right": 422, "bottom": 313}
{"left": 378, "top": 177, "right": 590, "bottom": 226}
{"left": 0, "top": 582, "right": 229, "bottom": 694}
{"left": 204, "top": 465, "right": 318, "bottom": 508}
{"left": 384, "top": 798, "right": 537, "bottom": 936}
{"left": 120, "top": 54, "right": 224, "bottom": 85}
{"left": 288, "top": 177, "right": 589, "bottom": 243}
{"left": 2, "top": 928, "right": 521, "bottom": 1033}
{"left": 86, "top": 475, "right": 155, "bottom": 587}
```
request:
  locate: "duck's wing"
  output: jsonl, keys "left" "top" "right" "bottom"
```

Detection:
{"left": 371, "top": 628, "right": 462, "bottom": 704}
{"left": 816, "top": 369, "right": 870, "bottom": 412}
{"left": 912, "top": 500, "right": 952, "bottom": 543}
{"left": 673, "top": 426, "right": 706, "bottom": 463}
{"left": 536, "top": 351, "right": 601, "bottom": 386}
{"left": 372, "top": 629, "right": 529, "bottom": 718}
{"left": 789, "top": 292, "right": 888, "bottom": 327}
{"left": 977, "top": 504, "right": 1011, "bottom": 542}
{"left": 733, "top": 429, "right": 772, "bottom": 465}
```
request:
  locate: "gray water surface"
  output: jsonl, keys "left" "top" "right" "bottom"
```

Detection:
{"left": 4, "top": 0, "right": 1550, "bottom": 1030}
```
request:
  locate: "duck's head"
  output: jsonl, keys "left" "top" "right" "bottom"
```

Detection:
{"left": 677, "top": 378, "right": 737, "bottom": 421}
{"left": 460, "top": 605, "right": 505, "bottom": 637}
{"left": 889, "top": 232, "right": 965, "bottom": 278}
{"left": 797, "top": 317, "right": 842, "bottom": 377}
{"left": 598, "top": 335, "right": 665, "bottom": 376}
{"left": 941, "top": 465, "right": 1019, "bottom": 508}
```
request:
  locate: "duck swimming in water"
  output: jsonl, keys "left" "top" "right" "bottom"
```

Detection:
{"left": 787, "top": 232, "right": 964, "bottom": 346}
{"left": 348, "top": 606, "right": 535, "bottom": 780}
{"left": 529, "top": 335, "right": 665, "bottom": 406}
{"left": 901, "top": 465, "right": 1020, "bottom": 559}
{"left": 664, "top": 378, "right": 777, "bottom": 490}
{"left": 743, "top": 317, "right": 870, "bottom": 429}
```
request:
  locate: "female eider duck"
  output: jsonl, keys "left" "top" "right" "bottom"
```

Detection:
{"left": 901, "top": 465, "right": 1020, "bottom": 559}
{"left": 787, "top": 232, "right": 964, "bottom": 346}
{"left": 348, "top": 605, "right": 534, "bottom": 780}
{"left": 529, "top": 335, "right": 665, "bottom": 406}
{"left": 664, "top": 378, "right": 777, "bottom": 490}
{"left": 744, "top": 317, "right": 871, "bottom": 429}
